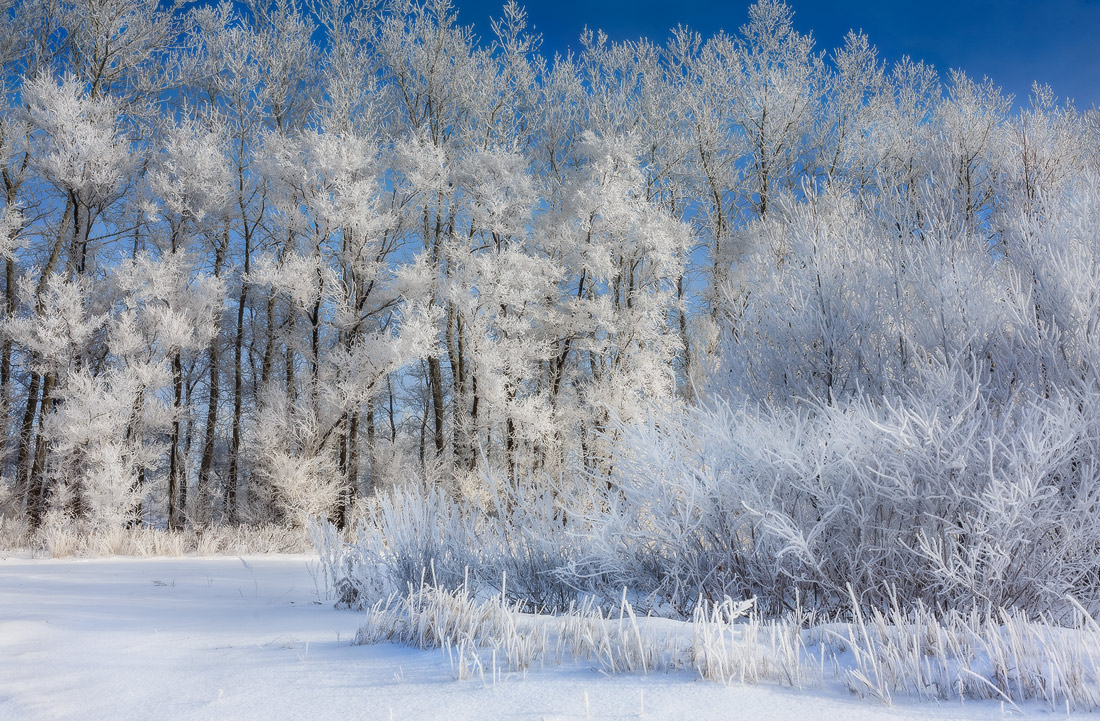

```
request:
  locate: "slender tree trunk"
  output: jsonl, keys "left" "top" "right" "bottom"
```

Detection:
{"left": 427, "top": 355, "right": 445, "bottom": 460}
{"left": 418, "top": 362, "right": 430, "bottom": 465}
{"left": 261, "top": 291, "right": 276, "bottom": 388}
{"left": 16, "top": 371, "right": 41, "bottom": 510}
{"left": 226, "top": 219, "right": 251, "bottom": 525}
{"left": 168, "top": 350, "right": 183, "bottom": 530}
{"left": 677, "top": 274, "right": 692, "bottom": 399}
{"left": 26, "top": 372, "right": 55, "bottom": 529}
{"left": 285, "top": 337, "right": 295, "bottom": 404}
{"left": 226, "top": 282, "right": 246, "bottom": 524}
{"left": 468, "top": 373, "right": 479, "bottom": 471}
{"left": 68, "top": 197, "right": 82, "bottom": 277}
{"left": 505, "top": 375, "right": 517, "bottom": 485}
{"left": 363, "top": 403, "right": 373, "bottom": 494}
{"left": 505, "top": 413, "right": 516, "bottom": 485}
{"left": 198, "top": 345, "right": 220, "bottom": 525}
{"left": 198, "top": 242, "right": 225, "bottom": 525}
{"left": 1, "top": 257, "right": 13, "bottom": 466}
{"left": 341, "top": 408, "right": 360, "bottom": 525}
{"left": 445, "top": 307, "right": 465, "bottom": 466}
{"left": 387, "top": 376, "right": 396, "bottom": 444}
{"left": 334, "top": 413, "right": 350, "bottom": 529}
{"left": 182, "top": 360, "right": 194, "bottom": 515}
{"left": 310, "top": 294, "right": 321, "bottom": 413}
{"left": 125, "top": 388, "right": 146, "bottom": 528}
{"left": 0, "top": 165, "right": 23, "bottom": 460}
{"left": 227, "top": 143, "right": 257, "bottom": 523}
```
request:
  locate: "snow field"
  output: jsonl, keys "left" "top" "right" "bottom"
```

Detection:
{"left": 0, "top": 554, "right": 1092, "bottom": 721}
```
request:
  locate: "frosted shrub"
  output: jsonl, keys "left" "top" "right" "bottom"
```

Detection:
{"left": 387, "top": 487, "right": 480, "bottom": 592}
{"left": 585, "top": 370, "right": 1100, "bottom": 616}
{"left": 248, "top": 390, "right": 343, "bottom": 528}
{"left": 0, "top": 513, "right": 28, "bottom": 550}
{"left": 326, "top": 474, "right": 583, "bottom": 610}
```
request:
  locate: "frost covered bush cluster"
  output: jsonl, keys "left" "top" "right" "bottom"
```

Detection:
{"left": 595, "top": 170, "right": 1100, "bottom": 617}
{"left": 576, "top": 177, "right": 1100, "bottom": 617}
{"left": 593, "top": 374, "right": 1100, "bottom": 616}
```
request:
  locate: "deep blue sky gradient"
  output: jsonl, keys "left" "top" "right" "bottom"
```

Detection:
{"left": 457, "top": 0, "right": 1100, "bottom": 109}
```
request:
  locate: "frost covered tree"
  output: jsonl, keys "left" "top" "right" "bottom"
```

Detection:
{"left": 12, "top": 74, "right": 134, "bottom": 526}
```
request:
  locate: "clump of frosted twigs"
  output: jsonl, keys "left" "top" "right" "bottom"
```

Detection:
{"left": 354, "top": 578, "right": 1100, "bottom": 710}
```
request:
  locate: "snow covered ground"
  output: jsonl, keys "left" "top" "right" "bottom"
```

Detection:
{"left": 0, "top": 554, "right": 1078, "bottom": 721}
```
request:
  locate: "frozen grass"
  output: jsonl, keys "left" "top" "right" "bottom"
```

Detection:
{"left": 0, "top": 514, "right": 30, "bottom": 552}
{"left": 819, "top": 592, "right": 1100, "bottom": 710}
{"left": 353, "top": 578, "right": 1100, "bottom": 711}
{"left": 0, "top": 518, "right": 313, "bottom": 558}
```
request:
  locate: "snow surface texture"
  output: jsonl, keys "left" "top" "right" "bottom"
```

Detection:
{"left": 0, "top": 554, "right": 1082, "bottom": 721}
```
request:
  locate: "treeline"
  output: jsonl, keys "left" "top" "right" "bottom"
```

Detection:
{"left": 0, "top": 0, "right": 1096, "bottom": 534}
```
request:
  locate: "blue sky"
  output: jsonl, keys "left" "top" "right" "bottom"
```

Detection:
{"left": 456, "top": 0, "right": 1100, "bottom": 109}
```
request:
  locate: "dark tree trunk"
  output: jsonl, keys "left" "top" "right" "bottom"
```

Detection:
{"left": 226, "top": 281, "right": 246, "bottom": 525}
{"left": 26, "top": 372, "right": 55, "bottom": 529}
{"left": 198, "top": 242, "right": 225, "bottom": 524}
{"left": 1, "top": 257, "right": 13, "bottom": 458}
{"left": 16, "top": 370, "right": 41, "bottom": 509}
{"left": 125, "top": 389, "right": 146, "bottom": 528}
{"left": 428, "top": 355, "right": 445, "bottom": 460}
{"left": 168, "top": 350, "right": 184, "bottom": 530}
